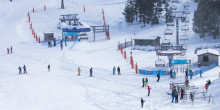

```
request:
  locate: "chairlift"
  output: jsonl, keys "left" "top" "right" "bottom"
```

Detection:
{"left": 172, "top": 0, "right": 179, "bottom": 3}
{"left": 155, "top": 59, "right": 166, "bottom": 67}
{"left": 171, "top": 5, "right": 177, "bottom": 10}
{"left": 182, "top": 44, "right": 188, "bottom": 50}
{"left": 182, "top": 17, "right": 189, "bottom": 23}
{"left": 183, "top": 10, "right": 190, "bottom": 14}
{"left": 181, "top": 25, "right": 189, "bottom": 31}
{"left": 180, "top": 34, "right": 188, "bottom": 40}
{"left": 184, "top": 2, "right": 190, "bottom": 7}
{"left": 167, "top": 22, "right": 174, "bottom": 27}
{"left": 164, "top": 29, "right": 173, "bottom": 35}
{"left": 162, "top": 39, "right": 171, "bottom": 46}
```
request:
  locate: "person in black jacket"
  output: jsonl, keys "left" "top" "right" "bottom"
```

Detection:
{"left": 23, "top": 65, "right": 27, "bottom": 74}
{"left": 185, "top": 69, "right": 189, "bottom": 79}
{"left": 141, "top": 98, "right": 145, "bottom": 108}
{"left": 142, "top": 78, "right": 145, "bottom": 88}
{"left": 117, "top": 66, "right": 121, "bottom": 75}
{"left": 90, "top": 68, "right": 93, "bottom": 77}
{"left": 157, "top": 73, "right": 160, "bottom": 82}
{"left": 48, "top": 64, "right": 50, "bottom": 72}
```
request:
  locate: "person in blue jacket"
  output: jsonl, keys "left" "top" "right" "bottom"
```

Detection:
{"left": 171, "top": 90, "right": 175, "bottom": 103}
{"left": 190, "top": 70, "right": 193, "bottom": 79}
{"left": 200, "top": 70, "right": 202, "bottom": 78}
{"left": 173, "top": 71, "right": 176, "bottom": 79}
{"left": 18, "top": 66, "right": 22, "bottom": 74}
{"left": 113, "top": 66, "right": 116, "bottom": 75}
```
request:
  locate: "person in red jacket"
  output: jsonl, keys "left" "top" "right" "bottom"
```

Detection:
{"left": 205, "top": 83, "right": 208, "bottom": 93}
{"left": 180, "top": 88, "right": 184, "bottom": 100}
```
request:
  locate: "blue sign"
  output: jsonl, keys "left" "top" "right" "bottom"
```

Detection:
{"left": 62, "top": 27, "right": 90, "bottom": 33}
{"left": 63, "top": 32, "right": 78, "bottom": 36}
{"left": 171, "top": 59, "right": 188, "bottom": 65}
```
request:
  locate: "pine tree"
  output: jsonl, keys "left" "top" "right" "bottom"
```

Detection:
{"left": 123, "top": 0, "right": 135, "bottom": 25}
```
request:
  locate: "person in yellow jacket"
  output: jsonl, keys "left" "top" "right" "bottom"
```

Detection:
{"left": 78, "top": 67, "right": 81, "bottom": 76}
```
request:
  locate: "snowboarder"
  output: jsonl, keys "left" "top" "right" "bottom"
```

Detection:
{"left": 185, "top": 69, "right": 188, "bottom": 79}
{"left": 171, "top": 90, "right": 175, "bottom": 103}
{"left": 147, "top": 86, "right": 151, "bottom": 96}
{"left": 113, "top": 66, "right": 116, "bottom": 75}
{"left": 117, "top": 66, "right": 121, "bottom": 75}
{"left": 78, "top": 67, "right": 81, "bottom": 76}
{"left": 142, "top": 78, "right": 145, "bottom": 88}
{"left": 10, "top": 46, "right": 12, "bottom": 53}
{"left": 157, "top": 73, "right": 160, "bottom": 82}
{"left": 18, "top": 66, "right": 22, "bottom": 74}
{"left": 7, "top": 48, "right": 9, "bottom": 54}
{"left": 205, "top": 83, "right": 208, "bottom": 93}
{"left": 48, "top": 64, "right": 50, "bottom": 72}
{"left": 23, "top": 65, "right": 27, "bottom": 74}
{"left": 145, "top": 78, "right": 148, "bottom": 87}
{"left": 180, "top": 88, "right": 184, "bottom": 100}
{"left": 89, "top": 67, "right": 93, "bottom": 77}
{"left": 174, "top": 90, "right": 178, "bottom": 103}
{"left": 141, "top": 98, "right": 145, "bottom": 108}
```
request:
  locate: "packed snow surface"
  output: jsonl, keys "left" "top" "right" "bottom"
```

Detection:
{"left": 0, "top": 0, "right": 219, "bottom": 110}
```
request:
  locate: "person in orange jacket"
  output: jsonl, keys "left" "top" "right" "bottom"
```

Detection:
{"left": 78, "top": 67, "right": 81, "bottom": 76}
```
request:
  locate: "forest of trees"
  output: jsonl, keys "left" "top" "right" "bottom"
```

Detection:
{"left": 193, "top": 0, "right": 220, "bottom": 39}
{"left": 123, "top": 0, "right": 172, "bottom": 27}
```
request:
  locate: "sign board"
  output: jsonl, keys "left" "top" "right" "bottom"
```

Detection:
{"left": 171, "top": 59, "right": 188, "bottom": 65}
{"left": 63, "top": 32, "right": 78, "bottom": 36}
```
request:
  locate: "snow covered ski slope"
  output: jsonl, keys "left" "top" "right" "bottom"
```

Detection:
{"left": 0, "top": 0, "right": 219, "bottom": 110}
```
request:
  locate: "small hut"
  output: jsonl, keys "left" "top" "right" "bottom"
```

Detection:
{"left": 133, "top": 36, "right": 161, "bottom": 46}
{"left": 197, "top": 49, "right": 219, "bottom": 66}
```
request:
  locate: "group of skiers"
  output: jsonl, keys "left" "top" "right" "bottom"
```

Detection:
{"left": 185, "top": 69, "right": 193, "bottom": 80}
{"left": 113, "top": 66, "right": 121, "bottom": 75}
{"left": 7, "top": 46, "right": 13, "bottom": 54}
{"left": 170, "top": 70, "right": 176, "bottom": 79}
{"left": 18, "top": 65, "right": 27, "bottom": 74}
{"left": 140, "top": 77, "right": 152, "bottom": 108}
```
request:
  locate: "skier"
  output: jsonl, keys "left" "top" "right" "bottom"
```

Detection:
{"left": 173, "top": 71, "right": 176, "bottom": 79}
{"left": 141, "top": 98, "right": 145, "bottom": 108}
{"left": 157, "top": 73, "right": 160, "bottom": 82}
{"left": 65, "top": 39, "right": 67, "bottom": 46}
{"left": 174, "top": 89, "right": 178, "bottom": 103}
{"left": 190, "top": 70, "right": 193, "bottom": 79}
{"left": 180, "top": 88, "right": 184, "bottom": 100}
{"left": 78, "top": 67, "right": 81, "bottom": 76}
{"left": 54, "top": 40, "right": 56, "bottom": 46}
{"left": 185, "top": 69, "right": 188, "bottom": 79}
{"left": 142, "top": 78, "right": 145, "bottom": 88}
{"left": 200, "top": 70, "right": 202, "bottom": 78}
{"left": 61, "top": 43, "right": 63, "bottom": 50}
{"left": 117, "top": 66, "right": 121, "bottom": 75}
{"left": 48, "top": 64, "right": 50, "bottom": 72}
{"left": 113, "top": 66, "right": 116, "bottom": 75}
{"left": 10, "top": 46, "right": 12, "bottom": 53}
{"left": 185, "top": 78, "right": 189, "bottom": 87}
{"left": 18, "top": 66, "right": 22, "bottom": 74}
{"left": 7, "top": 48, "right": 9, "bottom": 54}
{"left": 190, "top": 92, "right": 194, "bottom": 102}
{"left": 207, "top": 79, "right": 211, "bottom": 86}
{"left": 147, "top": 86, "right": 151, "bottom": 96}
{"left": 205, "top": 83, "right": 208, "bottom": 93}
{"left": 89, "top": 67, "right": 93, "bottom": 77}
{"left": 23, "top": 65, "right": 27, "bottom": 74}
{"left": 171, "top": 90, "right": 175, "bottom": 103}
{"left": 145, "top": 78, "right": 148, "bottom": 87}
{"left": 170, "top": 69, "right": 173, "bottom": 78}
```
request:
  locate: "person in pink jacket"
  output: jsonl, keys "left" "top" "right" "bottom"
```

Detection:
{"left": 148, "top": 86, "right": 151, "bottom": 96}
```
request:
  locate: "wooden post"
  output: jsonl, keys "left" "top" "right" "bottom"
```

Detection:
{"left": 136, "top": 63, "right": 138, "bottom": 74}
{"left": 33, "top": 8, "right": 34, "bottom": 13}
{"left": 124, "top": 50, "right": 126, "bottom": 59}
{"left": 44, "top": 5, "right": 46, "bottom": 11}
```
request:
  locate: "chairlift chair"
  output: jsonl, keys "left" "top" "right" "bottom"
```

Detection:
{"left": 155, "top": 59, "right": 166, "bottom": 67}
{"left": 180, "top": 34, "right": 189, "bottom": 40}
{"left": 183, "top": 10, "right": 190, "bottom": 14}
{"left": 162, "top": 39, "right": 171, "bottom": 46}
{"left": 181, "top": 25, "right": 189, "bottom": 31}
{"left": 172, "top": 0, "right": 179, "bottom": 3}
{"left": 171, "top": 5, "right": 177, "bottom": 10}
{"left": 164, "top": 29, "right": 173, "bottom": 35}
{"left": 184, "top": 2, "right": 190, "bottom": 7}
{"left": 167, "top": 22, "right": 174, "bottom": 27}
